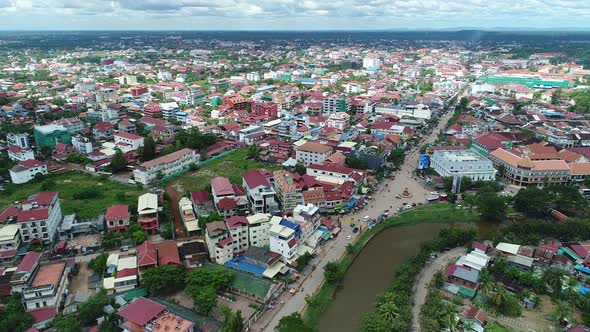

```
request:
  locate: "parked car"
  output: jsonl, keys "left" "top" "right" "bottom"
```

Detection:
{"left": 353, "top": 227, "right": 359, "bottom": 233}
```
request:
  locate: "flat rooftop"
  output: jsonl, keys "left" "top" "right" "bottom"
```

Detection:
{"left": 32, "top": 262, "right": 65, "bottom": 288}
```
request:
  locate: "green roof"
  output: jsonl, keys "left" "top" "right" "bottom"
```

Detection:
{"left": 230, "top": 269, "right": 273, "bottom": 299}
{"left": 458, "top": 286, "right": 476, "bottom": 298}
{"left": 122, "top": 288, "right": 147, "bottom": 302}
{"left": 559, "top": 247, "right": 581, "bottom": 261}
{"left": 478, "top": 75, "right": 570, "bottom": 89}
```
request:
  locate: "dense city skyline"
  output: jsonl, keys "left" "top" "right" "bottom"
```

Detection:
{"left": 1, "top": 0, "right": 590, "bottom": 30}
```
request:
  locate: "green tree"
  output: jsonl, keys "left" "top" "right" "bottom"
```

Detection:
{"left": 323, "top": 261, "right": 344, "bottom": 283}
{"left": 109, "top": 149, "right": 128, "bottom": 173}
{"left": 142, "top": 265, "right": 187, "bottom": 295}
{"left": 294, "top": 163, "right": 306, "bottom": 176}
{"left": 139, "top": 136, "right": 157, "bottom": 162}
{"left": 478, "top": 269, "right": 493, "bottom": 296}
{"left": 77, "top": 288, "right": 111, "bottom": 326}
{"left": 191, "top": 285, "right": 217, "bottom": 315}
{"left": 51, "top": 315, "right": 81, "bottom": 332}
{"left": 89, "top": 253, "right": 108, "bottom": 274}
{"left": 295, "top": 252, "right": 313, "bottom": 272}
{"left": 131, "top": 230, "right": 147, "bottom": 244}
{"left": 477, "top": 192, "right": 506, "bottom": 221}
{"left": 0, "top": 294, "right": 34, "bottom": 332}
{"left": 543, "top": 268, "right": 564, "bottom": 295}
{"left": 513, "top": 186, "right": 551, "bottom": 218}
{"left": 246, "top": 144, "right": 261, "bottom": 161}
{"left": 553, "top": 300, "right": 574, "bottom": 324}
{"left": 276, "top": 313, "right": 315, "bottom": 332}
{"left": 220, "top": 307, "right": 244, "bottom": 332}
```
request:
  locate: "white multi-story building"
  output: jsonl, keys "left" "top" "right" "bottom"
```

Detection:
{"left": 71, "top": 135, "right": 93, "bottom": 154}
{"left": 114, "top": 132, "right": 144, "bottom": 150}
{"left": 157, "top": 71, "right": 173, "bottom": 81}
{"left": 0, "top": 224, "right": 20, "bottom": 258}
{"left": 205, "top": 221, "right": 234, "bottom": 264}
{"left": 431, "top": 150, "right": 496, "bottom": 181}
{"left": 362, "top": 57, "right": 382, "bottom": 69}
{"left": 7, "top": 132, "right": 31, "bottom": 149}
{"left": 16, "top": 192, "right": 62, "bottom": 243}
{"left": 159, "top": 102, "right": 180, "bottom": 120}
{"left": 374, "top": 103, "right": 432, "bottom": 120}
{"left": 225, "top": 216, "right": 249, "bottom": 254}
{"left": 246, "top": 72, "right": 260, "bottom": 82}
{"left": 269, "top": 223, "right": 297, "bottom": 262}
{"left": 242, "top": 169, "right": 280, "bottom": 214}
{"left": 133, "top": 148, "right": 199, "bottom": 185}
{"left": 326, "top": 112, "right": 350, "bottom": 131}
{"left": 295, "top": 141, "right": 333, "bottom": 166}
{"left": 22, "top": 261, "right": 69, "bottom": 314}
{"left": 117, "top": 75, "right": 138, "bottom": 86}
{"left": 238, "top": 125, "right": 264, "bottom": 144}
{"left": 7, "top": 145, "right": 35, "bottom": 162}
{"left": 246, "top": 213, "right": 271, "bottom": 248}
{"left": 53, "top": 118, "right": 84, "bottom": 134}
{"left": 10, "top": 160, "right": 47, "bottom": 184}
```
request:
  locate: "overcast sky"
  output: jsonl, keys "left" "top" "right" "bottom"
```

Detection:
{"left": 0, "top": 0, "right": 589, "bottom": 30}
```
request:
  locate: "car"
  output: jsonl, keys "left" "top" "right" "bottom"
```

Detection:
{"left": 430, "top": 191, "right": 439, "bottom": 195}
{"left": 353, "top": 227, "right": 359, "bottom": 233}
{"left": 121, "top": 245, "right": 129, "bottom": 251}
{"left": 363, "top": 215, "right": 370, "bottom": 221}
{"left": 347, "top": 235, "right": 352, "bottom": 240}
{"left": 350, "top": 223, "right": 356, "bottom": 228}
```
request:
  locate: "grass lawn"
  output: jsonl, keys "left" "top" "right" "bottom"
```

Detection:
{"left": 0, "top": 172, "right": 146, "bottom": 220}
{"left": 485, "top": 322, "right": 514, "bottom": 332}
{"left": 166, "top": 149, "right": 282, "bottom": 194}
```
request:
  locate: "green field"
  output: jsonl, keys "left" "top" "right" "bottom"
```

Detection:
{"left": 166, "top": 149, "right": 282, "bottom": 193}
{"left": 485, "top": 322, "right": 514, "bottom": 332}
{"left": 0, "top": 172, "right": 146, "bottom": 220}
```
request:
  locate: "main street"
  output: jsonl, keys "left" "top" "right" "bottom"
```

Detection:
{"left": 257, "top": 108, "right": 456, "bottom": 332}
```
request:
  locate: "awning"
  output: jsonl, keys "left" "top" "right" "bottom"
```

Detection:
{"left": 185, "top": 221, "right": 200, "bottom": 232}
{"left": 297, "top": 244, "right": 314, "bottom": 256}
{"left": 263, "top": 262, "right": 286, "bottom": 279}
{"left": 103, "top": 277, "right": 114, "bottom": 290}
{"left": 331, "top": 227, "right": 341, "bottom": 235}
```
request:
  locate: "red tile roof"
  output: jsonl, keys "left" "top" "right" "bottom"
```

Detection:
{"left": 137, "top": 241, "right": 157, "bottom": 267}
{"left": 243, "top": 169, "right": 271, "bottom": 189}
{"left": 105, "top": 205, "right": 129, "bottom": 221}
{"left": 157, "top": 241, "right": 180, "bottom": 265}
{"left": 118, "top": 297, "right": 165, "bottom": 326}
{"left": 116, "top": 268, "right": 137, "bottom": 279}
{"left": 18, "top": 159, "right": 44, "bottom": 168}
{"left": 29, "top": 307, "right": 56, "bottom": 323}
{"left": 16, "top": 252, "right": 41, "bottom": 272}
{"left": 217, "top": 197, "right": 237, "bottom": 210}
{"left": 216, "top": 236, "right": 234, "bottom": 248}
{"left": 191, "top": 190, "right": 211, "bottom": 204}
{"left": 211, "top": 176, "right": 234, "bottom": 196}
{"left": 0, "top": 207, "right": 18, "bottom": 222}
{"left": 17, "top": 208, "right": 49, "bottom": 223}
{"left": 225, "top": 216, "right": 248, "bottom": 229}
{"left": 115, "top": 132, "right": 143, "bottom": 140}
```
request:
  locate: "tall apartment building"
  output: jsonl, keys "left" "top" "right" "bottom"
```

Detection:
{"left": 242, "top": 169, "right": 280, "bottom": 214}
{"left": 269, "top": 223, "right": 297, "bottom": 262}
{"left": 16, "top": 192, "right": 62, "bottom": 243}
{"left": 133, "top": 148, "right": 199, "bottom": 185}
{"left": 489, "top": 148, "right": 570, "bottom": 186}
{"left": 10, "top": 160, "right": 48, "bottom": 184}
{"left": 322, "top": 95, "right": 346, "bottom": 115}
{"left": 246, "top": 213, "right": 271, "bottom": 248}
{"left": 7, "top": 132, "right": 31, "bottom": 149}
{"left": 225, "top": 216, "right": 249, "bottom": 254}
{"left": 295, "top": 141, "right": 333, "bottom": 166}
{"left": 205, "top": 221, "right": 233, "bottom": 264}
{"left": 273, "top": 170, "right": 304, "bottom": 211}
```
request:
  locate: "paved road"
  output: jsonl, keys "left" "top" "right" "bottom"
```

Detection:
{"left": 411, "top": 247, "right": 466, "bottom": 332}
{"left": 257, "top": 109, "right": 456, "bottom": 332}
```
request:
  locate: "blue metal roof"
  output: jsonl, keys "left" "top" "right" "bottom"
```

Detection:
{"left": 280, "top": 219, "right": 300, "bottom": 231}
{"left": 256, "top": 85, "right": 276, "bottom": 92}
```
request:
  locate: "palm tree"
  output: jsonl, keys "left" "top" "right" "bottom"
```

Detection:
{"left": 377, "top": 301, "right": 400, "bottom": 325}
{"left": 478, "top": 269, "right": 493, "bottom": 296}
{"left": 442, "top": 304, "right": 457, "bottom": 332}
{"left": 543, "top": 268, "right": 564, "bottom": 295}
{"left": 552, "top": 300, "right": 573, "bottom": 325}
{"left": 491, "top": 287, "right": 509, "bottom": 310}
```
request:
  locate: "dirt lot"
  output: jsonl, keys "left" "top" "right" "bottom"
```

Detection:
{"left": 69, "top": 261, "right": 91, "bottom": 294}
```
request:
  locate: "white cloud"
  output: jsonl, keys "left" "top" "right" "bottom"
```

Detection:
{"left": 0, "top": 0, "right": 589, "bottom": 29}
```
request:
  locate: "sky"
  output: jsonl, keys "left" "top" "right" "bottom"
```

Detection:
{"left": 0, "top": 0, "right": 590, "bottom": 30}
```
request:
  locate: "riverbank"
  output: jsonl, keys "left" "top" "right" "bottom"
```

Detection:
{"left": 303, "top": 203, "right": 480, "bottom": 328}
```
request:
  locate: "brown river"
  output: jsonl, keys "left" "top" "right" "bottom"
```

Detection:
{"left": 318, "top": 221, "right": 497, "bottom": 332}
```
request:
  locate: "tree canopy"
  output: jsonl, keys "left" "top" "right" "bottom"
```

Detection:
{"left": 142, "top": 265, "right": 187, "bottom": 296}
